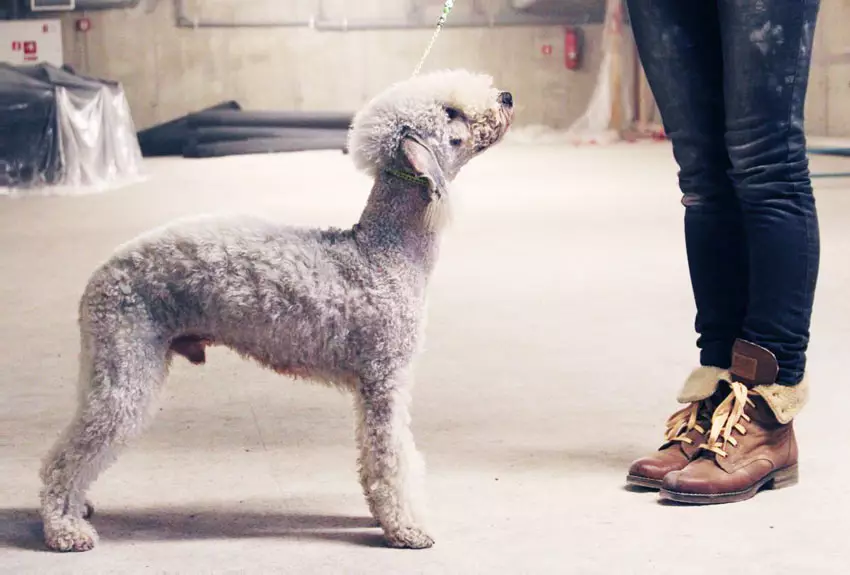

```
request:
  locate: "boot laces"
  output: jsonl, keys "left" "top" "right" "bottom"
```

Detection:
{"left": 698, "top": 380, "right": 755, "bottom": 458}
{"left": 664, "top": 399, "right": 713, "bottom": 445}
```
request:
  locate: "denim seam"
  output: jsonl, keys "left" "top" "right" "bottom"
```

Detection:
{"left": 778, "top": 7, "right": 815, "bottom": 387}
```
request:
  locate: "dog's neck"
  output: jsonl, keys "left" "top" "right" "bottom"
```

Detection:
{"left": 355, "top": 171, "right": 448, "bottom": 274}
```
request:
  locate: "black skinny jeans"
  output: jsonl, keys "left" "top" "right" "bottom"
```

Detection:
{"left": 626, "top": 0, "right": 821, "bottom": 385}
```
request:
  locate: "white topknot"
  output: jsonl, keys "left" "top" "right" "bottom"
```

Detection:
{"left": 347, "top": 69, "right": 500, "bottom": 176}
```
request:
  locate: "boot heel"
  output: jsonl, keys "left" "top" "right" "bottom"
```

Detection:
{"left": 768, "top": 464, "right": 799, "bottom": 490}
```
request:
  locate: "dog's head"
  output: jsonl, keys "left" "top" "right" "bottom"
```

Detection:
{"left": 347, "top": 69, "right": 514, "bottom": 197}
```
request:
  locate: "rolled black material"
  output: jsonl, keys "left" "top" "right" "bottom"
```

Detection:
{"left": 187, "top": 109, "right": 354, "bottom": 130}
{"left": 137, "top": 101, "right": 241, "bottom": 157}
{"left": 184, "top": 134, "right": 349, "bottom": 158}
{"left": 188, "top": 125, "right": 348, "bottom": 145}
{"left": 137, "top": 102, "right": 353, "bottom": 159}
{"left": 808, "top": 146, "right": 850, "bottom": 157}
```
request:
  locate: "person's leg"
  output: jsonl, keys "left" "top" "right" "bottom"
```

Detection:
{"left": 626, "top": 0, "right": 749, "bottom": 370}
{"left": 660, "top": 0, "right": 821, "bottom": 504}
{"left": 624, "top": 0, "right": 745, "bottom": 489}
{"left": 720, "top": 0, "right": 821, "bottom": 386}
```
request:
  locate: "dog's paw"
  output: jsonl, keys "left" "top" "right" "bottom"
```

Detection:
{"left": 384, "top": 526, "right": 435, "bottom": 549}
{"left": 43, "top": 516, "right": 98, "bottom": 552}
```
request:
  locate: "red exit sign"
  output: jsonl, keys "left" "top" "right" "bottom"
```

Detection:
{"left": 10, "top": 40, "right": 39, "bottom": 61}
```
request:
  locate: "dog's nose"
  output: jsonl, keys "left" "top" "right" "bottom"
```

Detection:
{"left": 498, "top": 91, "right": 513, "bottom": 108}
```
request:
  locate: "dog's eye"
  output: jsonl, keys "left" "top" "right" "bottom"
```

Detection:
{"left": 449, "top": 138, "right": 463, "bottom": 147}
{"left": 446, "top": 107, "right": 461, "bottom": 121}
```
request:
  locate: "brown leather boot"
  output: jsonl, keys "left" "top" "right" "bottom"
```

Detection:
{"left": 626, "top": 367, "right": 729, "bottom": 489}
{"left": 659, "top": 340, "right": 808, "bottom": 504}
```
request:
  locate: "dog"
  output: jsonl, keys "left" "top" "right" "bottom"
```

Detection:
{"left": 38, "top": 69, "right": 514, "bottom": 552}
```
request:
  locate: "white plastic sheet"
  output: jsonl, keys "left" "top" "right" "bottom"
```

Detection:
{"left": 565, "top": 0, "right": 636, "bottom": 144}
{"left": 1, "top": 63, "right": 145, "bottom": 197}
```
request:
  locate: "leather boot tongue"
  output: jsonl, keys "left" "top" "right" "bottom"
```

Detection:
{"left": 730, "top": 340, "right": 779, "bottom": 387}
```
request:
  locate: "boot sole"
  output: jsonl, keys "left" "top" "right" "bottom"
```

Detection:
{"left": 658, "top": 464, "right": 799, "bottom": 505}
{"left": 625, "top": 474, "right": 663, "bottom": 490}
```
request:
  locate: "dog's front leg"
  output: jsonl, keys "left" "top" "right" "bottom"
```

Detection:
{"left": 354, "top": 373, "right": 433, "bottom": 549}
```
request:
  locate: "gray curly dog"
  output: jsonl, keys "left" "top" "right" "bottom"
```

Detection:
{"left": 38, "top": 69, "right": 514, "bottom": 552}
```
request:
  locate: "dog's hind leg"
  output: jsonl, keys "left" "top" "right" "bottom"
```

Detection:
{"left": 39, "top": 327, "right": 167, "bottom": 552}
{"left": 355, "top": 370, "right": 433, "bottom": 549}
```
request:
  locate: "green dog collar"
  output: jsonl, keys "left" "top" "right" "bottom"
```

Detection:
{"left": 384, "top": 168, "right": 431, "bottom": 187}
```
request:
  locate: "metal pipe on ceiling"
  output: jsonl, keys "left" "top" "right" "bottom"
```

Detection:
{"left": 173, "top": 0, "right": 315, "bottom": 29}
{"left": 173, "top": 0, "right": 595, "bottom": 30}
{"left": 4, "top": 0, "right": 141, "bottom": 15}
{"left": 73, "top": 0, "right": 142, "bottom": 10}
{"left": 314, "top": 13, "right": 589, "bottom": 31}
{"left": 318, "top": 0, "right": 600, "bottom": 30}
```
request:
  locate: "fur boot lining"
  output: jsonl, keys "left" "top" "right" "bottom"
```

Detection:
{"left": 755, "top": 375, "right": 809, "bottom": 424}
{"left": 677, "top": 366, "right": 731, "bottom": 404}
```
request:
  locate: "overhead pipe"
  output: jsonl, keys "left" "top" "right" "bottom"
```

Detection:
{"left": 314, "top": 12, "right": 591, "bottom": 31}
{"left": 173, "top": 0, "right": 314, "bottom": 29}
{"left": 173, "top": 0, "right": 592, "bottom": 30}
{"left": 316, "top": 0, "right": 595, "bottom": 31}
{"left": 71, "top": 0, "right": 142, "bottom": 10}
{"left": 6, "top": 0, "right": 140, "bottom": 15}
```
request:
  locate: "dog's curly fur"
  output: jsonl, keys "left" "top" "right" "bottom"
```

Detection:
{"left": 38, "top": 69, "right": 514, "bottom": 552}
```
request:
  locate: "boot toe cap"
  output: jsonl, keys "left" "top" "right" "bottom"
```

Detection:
{"left": 627, "top": 453, "right": 688, "bottom": 486}
{"left": 628, "top": 458, "right": 668, "bottom": 482}
{"left": 662, "top": 468, "right": 718, "bottom": 495}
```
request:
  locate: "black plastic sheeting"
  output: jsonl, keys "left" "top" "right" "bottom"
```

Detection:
{"left": 1, "top": 62, "right": 143, "bottom": 193}
{"left": 137, "top": 104, "right": 353, "bottom": 159}
{"left": 13, "top": 63, "right": 120, "bottom": 91}
{"left": 0, "top": 64, "right": 62, "bottom": 187}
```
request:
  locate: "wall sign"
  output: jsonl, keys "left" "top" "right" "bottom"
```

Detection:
{"left": 0, "top": 19, "right": 63, "bottom": 66}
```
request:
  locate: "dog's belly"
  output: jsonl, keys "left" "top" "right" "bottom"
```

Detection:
{"left": 167, "top": 333, "right": 360, "bottom": 389}
{"left": 270, "top": 364, "right": 359, "bottom": 388}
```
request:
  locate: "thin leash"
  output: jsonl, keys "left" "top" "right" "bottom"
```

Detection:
{"left": 412, "top": 0, "right": 456, "bottom": 76}
{"left": 386, "top": 0, "right": 456, "bottom": 207}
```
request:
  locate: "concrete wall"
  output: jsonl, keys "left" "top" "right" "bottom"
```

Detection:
{"left": 805, "top": 0, "right": 850, "bottom": 137}
{"left": 58, "top": 0, "right": 609, "bottom": 130}
{"left": 53, "top": 0, "right": 850, "bottom": 136}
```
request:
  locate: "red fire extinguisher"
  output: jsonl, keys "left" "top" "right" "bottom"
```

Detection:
{"left": 565, "top": 27, "right": 583, "bottom": 70}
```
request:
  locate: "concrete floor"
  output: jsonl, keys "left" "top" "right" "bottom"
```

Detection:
{"left": 1, "top": 142, "right": 849, "bottom": 574}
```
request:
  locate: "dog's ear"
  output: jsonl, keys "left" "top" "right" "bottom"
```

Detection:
{"left": 400, "top": 129, "right": 447, "bottom": 198}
